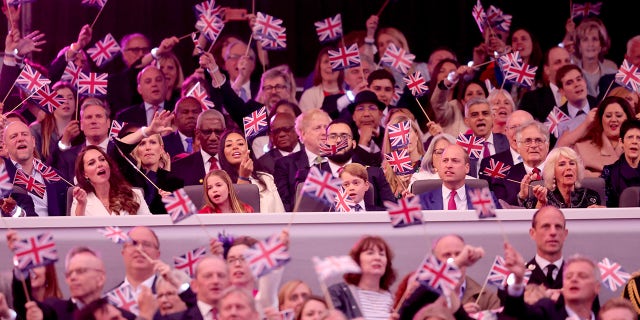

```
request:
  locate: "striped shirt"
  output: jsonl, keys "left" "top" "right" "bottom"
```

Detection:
{"left": 355, "top": 288, "right": 393, "bottom": 320}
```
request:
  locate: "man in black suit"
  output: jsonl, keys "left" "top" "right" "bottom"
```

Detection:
{"left": 351, "top": 90, "right": 387, "bottom": 157}
{"left": 257, "top": 112, "right": 300, "bottom": 174}
{"left": 172, "top": 109, "right": 226, "bottom": 186}
{"left": 274, "top": 109, "right": 332, "bottom": 212}
{"left": 181, "top": 256, "right": 231, "bottom": 320}
{"left": 526, "top": 206, "right": 568, "bottom": 290}
{"left": 223, "top": 40, "right": 260, "bottom": 102}
{"left": 163, "top": 97, "right": 202, "bottom": 159}
{"left": 463, "top": 98, "right": 510, "bottom": 177}
{"left": 116, "top": 66, "right": 174, "bottom": 127}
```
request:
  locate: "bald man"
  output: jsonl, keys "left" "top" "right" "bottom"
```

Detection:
{"left": 116, "top": 66, "right": 175, "bottom": 126}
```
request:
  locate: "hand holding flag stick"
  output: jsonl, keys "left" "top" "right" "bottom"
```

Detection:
{"left": 89, "top": 0, "right": 109, "bottom": 29}
{"left": 4, "top": 83, "right": 48, "bottom": 116}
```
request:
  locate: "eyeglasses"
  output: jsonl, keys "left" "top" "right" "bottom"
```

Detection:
{"left": 65, "top": 267, "right": 103, "bottom": 278}
{"left": 225, "top": 54, "right": 255, "bottom": 61}
{"left": 227, "top": 256, "right": 245, "bottom": 265}
{"left": 199, "top": 128, "right": 225, "bottom": 137}
{"left": 271, "top": 126, "right": 294, "bottom": 135}
{"left": 518, "top": 138, "right": 547, "bottom": 146}
{"left": 262, "top": 84, "right": 288, "bottom": 92}
{"left": 124, "top": 239, "right": 159, "bottom": 250}
{"left": 327, "top": 133, "right": 352, "bottom": 142}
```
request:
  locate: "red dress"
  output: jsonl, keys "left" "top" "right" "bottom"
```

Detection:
{"left": 198, "top": 203, "right": 254, "bottom": 213}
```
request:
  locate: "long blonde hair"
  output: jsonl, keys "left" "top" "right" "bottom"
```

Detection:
{"left": 202, "top": 170, "right": 250, "bottom": 213}
{"left": 381, "top": 116, "right": 424, "bottom": 196}
{"left": 131, "top": 134, "right": 171, "bottom": 171}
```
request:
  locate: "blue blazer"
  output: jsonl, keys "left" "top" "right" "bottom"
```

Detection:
{"left": 419, "top": 185, "right": 501, "bottom": 210}
{"left": 162, "top": 131, "right": 188, "bottom": 159}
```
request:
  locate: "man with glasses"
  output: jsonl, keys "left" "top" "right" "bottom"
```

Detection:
{"left": 223, "top": 40, "right": 259, "bottom": 102}
{"left": 493, "top": 120, "right": 550, "bottom": 206}
{"left": 349, "top": 90, "right": 386, "bottom": 157}
{"left": 257, "top": 113, "right": 300, "bottom": 174}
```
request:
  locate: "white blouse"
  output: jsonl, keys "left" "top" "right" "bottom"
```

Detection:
{"left": 70, "top": 188, "right": 151, "bottom": 216}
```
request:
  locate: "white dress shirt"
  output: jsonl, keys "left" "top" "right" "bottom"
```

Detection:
{"left": 441, "top": 185, "right": 467, "bottom": 210}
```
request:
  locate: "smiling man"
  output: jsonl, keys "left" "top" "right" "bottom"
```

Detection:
{"left": 462, "top": 98, "right": 509, "bottom": 177}
{"left": 554, "top": 64, "right": 598, "bottom": 147}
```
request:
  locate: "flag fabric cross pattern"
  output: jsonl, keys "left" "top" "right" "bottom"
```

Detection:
{"left": 388, "top": 120, "right": 412, "bottom": 150}
{"left": 243, "top": 234, "right": 291, "bottom": 278}
{"left": 314, "top": 14, "right": 343, "bottom": 43}
{"left": 253, "top": 12, "right": 285, "bottom": 41}
{"left": 302, "top": 166, "right": 342, "bottom": 203}
{"left": 482, "top": 159, "right": 511, "bottom": 179}
{"left": 13, "top": 233, "right": 58, "bottom": 271}
{"left": 486, "top": 5, "right": 512, "bottom": 32}
{"left": 243, "top": 106, "right": 268, "bottom": 139}
{"left": 194, "top": 0, "right": 223, "bottom": 19}
{"left": 385, "top": 196, "right": 423, "bottom": 228}
{"left": 163, "top": 188, "right": 197, "bottom": 224}
{"left": 498, "top": 51, "right": 522, "bottom": 70}
{"left": 417, "top": 255, "right": 462, "bottom": 294}
{"left": 615, "top": 59, "right": 640, "bottom": 94}
{"left": 109, "top": 120, "right": 127, "bottom": 138}
{"left": 503, "top": 61, "right": 537, "bottom": 88}
{"left": 334, "top": 188, "right": 355, "bottom": 212}
{"left": 186, "top": 82, "right": 215, "bottom": 110}
{"left": 385, "top": 148, "right": 414, "bottom": 175}
{"left": 33, "top": 159, "right": 62, "bottom": 183}
{"left": 468, "top": 307, "right": 504, "bottom": 320}
{"left": 403, "top": 72, "right": 429, "bottom": 97}
{"left": 312, "top": 255, "right": 361, "bottom": 281}
{"left": 196, "top": 13, "right": 225, "bottom": 43}
{"left": 16, "top": 64, "right": 51, "bottom": 94}
{"left": 0, "top": 163, "right": 13, "bottom": 195}
{"left": 471, "top": 0, "right": 487, "bottom": 33}
{"left": 545, "top": 106, "right": 570, "bottom": 138}
{"left": 31, "top": 86, "right": 64, "bottom": 114}
{"left": 81, "top": 0, "right": 106, "bottom": 8}
{"left": 87, "top": 33, "right": 121, "bottom": 67}
{"left": 77, "top": 72, "right": 108, "bottom": 96}
{"left": 381, "top": 43, "right": 415, "bottom": 75}
{"left": 14, "top": 170, "right": 46, "bottom": 198}
{"left": 598, "top": 257, "right": 631, "bottom": 291}
{"left": 260, "top": 29, "right": 287, "bottom": 51}
{"left": 487, "top": 255, "right": 511, "bottom": 288}
{"left": 106, "top": 285, "right": 139, "bottom": 315}
{"left": 318, "top": 139, "right": 349, "bottom": 156}
{"left": 174, "top": 246, "right": 208, "bottom": 278}
{"left": 328, "top": 44, "right": 361, "bottom": 71}
{"left": 97, "top": 226, "right": 130, "bottom": 244}
{"left": 469, "top": 187, "right": 497, "bottom": 218}
{"left": 572, "top": 2, "right": 602, "bottom": 19}
{"left": 62, "top": 62, "right": 81, "bottom": 87}
{"left": 456, "top": 133, "right": 485, "bottom": 159}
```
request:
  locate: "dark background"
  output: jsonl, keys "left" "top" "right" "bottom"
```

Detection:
{"left": 5, "top": 0, "right": 638, "bottom": 79}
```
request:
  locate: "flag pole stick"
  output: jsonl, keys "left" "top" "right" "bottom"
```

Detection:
{"left": 600, "top": 79, "right": 615, "bottom": 103}
{"left": 245, "top": 33, "right": 254, "bottom": 57}
{"left": 252, "top": 0, "right": 255, "bottom": 14}
{"left": 474, "top": 265, "right": 492, "bottom": 305}
{"left": 194, "top": 214, "right": 215, "bottom": 239}
{"left": 112, "top": 140, "right": 162, "bottom": 191}
{"left": 89, "top": 0, "right": 109, "bottom": 30}
{"left": 2, "top": 79, "right": 20, "bottom": 105}
{"left": 75, "top": 89, "right": 79, "bottom": 121}
{"left": 318, "top": 279, "right": 335, "bottom": 310}
{"left": 470, "top": 60, "right": 494, "bottom": 69}
{"left": 376, "top": 0, "right": 390, "bottom": 16}
{"left": 414, "top": 98, "right": 431, "bottom": 122}
{"left": 12, "top": 257, "right": 32, "bottom": 303}
{"left": 177, "top": 32, "right": 193, "bottom": 41}
{"left": 4, "top": 85, "right": 46, "bottom": 115}
{"left": 136, "top": 247, "right": 155, "bottom": 263}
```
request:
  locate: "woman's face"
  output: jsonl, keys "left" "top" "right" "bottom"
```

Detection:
{"left": 601, "top": 103, "right": 627, "bottom": 139}
{"left": 377, "top": 33, "right": 401, "bottom": 58}
{"left": 579, "top": 28, "right": 602, "bottom": 60}
{"left": 156, "top": 280, "right": 187, "bottom": 315}
{"left": 83, "top": 149, "right": 111, "bottom": 185}
{"left": 554, "top": 155, "right": 578, "bottom": 188}
{"left": 623, "top": 93, "right": 639, "bottom": 113}
{"left": 436, "top": 62, "right": 456, "bottom": 83}
{"left": 490, "top": 92, "right": 513, "bottom": 124}
{"left": 511, "top": 29, "right": 533, "bottom": 59}
{"left": 135, "top": 135, "right": 163, "bottom": 168}
{"left": 29, "top": 266, "right": 46, "bottom": 289}
{"left": 407, "top": 128, "right": 419, "bottom": 154}
{"left": 300, "top": 300, "right": 328, "bottom": 320}
{"left": 159, "top": 58, "right": 178, "bottom": 89}
{"left": 227, "top": 244, "right": 254, "bottom": 286}
{"left": 319, "top": 54, "right": 339, "bottom": 82}
{"left": 281, "top": 282, "right": 311, "bottom": 314}
{"left": 206, "top": 175, "right": 230, "bottom": 206}
{"left": 223, "top": 133, "right": 248, "bottom": 166}
{"left": 431, "top": 139, "right": 451, "bottom": 173}
{"left": 54, "top": 87, "right": 75, "bottom": 118}
{"left": 358, "top": 245, "right": 387, "bottom": 278}
{"left": 463, "top": 83, "right": 486, "bottom": 103}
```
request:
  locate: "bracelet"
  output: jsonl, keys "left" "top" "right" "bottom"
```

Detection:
{"left": 141, "top": 126, "right": 150, "bottom": 138}
{"left": 209, "top": 65, "right": 220, "bottom": 73}
{"left": 238, "top": 176, "right": 250, "bottom": 182}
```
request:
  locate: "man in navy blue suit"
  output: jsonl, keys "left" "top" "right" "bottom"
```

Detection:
{"left": 163, "top": 97, "right": 202, "bottom": 159}
{"left": 116, "top": 66, "right": 174, "bottom": 127}
{"left": 181, "top": 256, "right": 231, "bottom": 320}
{"left": 463, "top": 98, "right": 510, "bottom": 177}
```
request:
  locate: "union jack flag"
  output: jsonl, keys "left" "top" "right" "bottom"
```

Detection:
{"left": 318, "top": 139, "right": 349, "bottom": 157}
{"left": 243, "top": 106, "right": 268, "bottom": 139}
{"left": 615, "top": 59, "right": 640, "bottom": 94}
{"left": 243, "top": 234, "right": 291, "bottom": 278}
{"left": 469, "top": 187, "right": 496, "bottom": 218}
{"left": 498, "top": 51, "right": 522, "bottom": 70}
{"left": 13, "top": 233, "right": 58, "bottom": 271}
{"left": 81, "top": 0, "right": 106, "bottom": 8}
{"left": 107, "top": 285, "right": 139, "bottom": 315}
{"left": 381, "top": 43, "right": 415, "bottom": 75}
{"left": 0, "top": 163, "right": 12, "bottom": 195}
{"left": 468, "top": 307, "right": 504, "bottom": 320}
{"left": 471, "top": 0, "right": 487, "bottom": 33}
{"left": 312, "top": 255, "right": 361, "bottom": 281}
{"left": 14, "top": 170, "right": 46, "bottom": 199}
{"left": 253, "top": 12, "right": 285, "bottom": 40}
{"left": 186, "top": 82, "right": 214, "bottom": 110}
{"left": 77, "top": 72, "right": 108, "bottom": 96}
{"left": 334, "top": 188, "right": 355, "bottom": 212}
{"left": 456, "top": 133, "right": 485, "bottom": 159}
{"left": 328, "top": 44, "right": 360, "bottom": 71}
{"left": 62, "top": 62, "right": 81, "bottom": 87}
{"left": 16, "top": 64, "right": 50, "bottom": 94}
{"left": 109, "top": 120, "right": 126, "bottom": 138}
{"left": 482, "top": 159, "right": 511, "bottom": 179}
{"left": 96, "top": 226, "right": 130, "bottom": 244}
{"left": 33, "top": 159, "right": 62, "bottom": 183}
{"left": 391, "top": 86, "right": 403, "bottom": 106}
{"left": 87, "top": 33, "right": 120, "bottom": 68}
{"left": 503, "top": 61, "right": 537, "bottom": 88}
{"left": 388, "top": 120, "right": 411, "bottom": 150}
{"left": 403, "top": 72, "right": 429, "bottom": 97}
{"left": 598, "top": 257, "right": 630, "bottom": 291}
{"left": 385, "top": 148, "right": 413, "bottom": 175}
{"left": 260, "top": 29, "right": 287, "bottom": 51}
{"left": 314, "top": 14, "right": 342, "bottom": 43}
{"left": 31, "top": 86, "right": 64, "bottom": 113}
{"left": 163, "top": 188, "right": 197, "bottom": 224}
{"left": 196, "top": 13, "right": 225, "bottom": 43}
{"left": 486, "top": 5, "right": 511, "bottom": 32}
{"left": 192, "top": 32, "right": 204, "bottom": 54}
{"left": 385, "top": 197, "right": 423, "bottom": 228}
{"left": 572, "top": 2, "right": 602, "bottom": 19}
{"left": 545, "top": 106, "right": 570, "bottom": 138}
{"left": 194, "top": 0, "right": 223, "bottom": 19}
{"left": 302, "top": 166, "right": 342, "bottom": 203}
{"left": 416, "top": 255, "right": 462, "bottom": 294}
{"left": 174, "top": 246, "right": 208, "bottom": 278}
{"left": 487, "top": 256, "right": 511, "bottom": 288}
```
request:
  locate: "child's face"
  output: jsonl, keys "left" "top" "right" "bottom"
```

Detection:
{"left": 206, "top": 175, "right": 230, "bottom": 206}
{"left": 340, "top": 172, "right": 369, "bottom": 204}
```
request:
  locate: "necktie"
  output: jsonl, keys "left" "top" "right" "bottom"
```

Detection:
{"left": 209, "top": 157, "right": 219, "bottom": 172}
{"left": 447, "top": 190, "right": 457, "bottom": 210}
{"left": 483, "top": 141, "right": 491, "bottom": 158}
{"left": 337, "top": 166, "right": 344, "bottom": 175}
{"left": 576, "top": 109, "right": 586, "bottom": 117}
{"left": 185, "top": 137, "right": 193, "bottom": 153}
{"left": 238, "top": 87, "right": 249, "bottom": 102}
{"left": 532, "top": 167, "right": 541, "bottom": 181}
{"left": 546, "top": 264, "right": 556, "bottom": 287}
{"left": 351, "top": 204, "right": 362, "bottom": 212}
{"left": 148, "top": 105, "right": 159, "bottom": 125}
{"left": 207, "top": 307, "right": 218, "bottom": 320}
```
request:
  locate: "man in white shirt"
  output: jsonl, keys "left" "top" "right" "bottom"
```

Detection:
{"left": 418, "top": 145, "right": 472, "bottom": 210}
{"left": 184, "top": 256, "right": 231, "bottom": 320}
{"left": 525, "top": 206, "right": 568, "bottom": 290}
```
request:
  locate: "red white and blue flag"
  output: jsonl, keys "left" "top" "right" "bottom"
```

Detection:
{"left": 260, "top": 29, "right": 287, "bottom": 51}
{"left": 572, "top": 2, "right": 602, "bottom": 19}
{"left": 163, "top": 188, "right": 197, "bottom": 224}
{"left": 107, "top": 285, "right": 139, "bottom": 315}
{"left": 469, "top": 187, "right": 497, "bottom": 218}
{"left": 468, "top": 307, "right": 504, "bottom": 320}
{"left": 391, "top": 86, "right": 403, "bottom": 106}
{"left": 14, "top": 170, "right": 46, "bottom": 198}
{"left": 615, "top": 59, "right": 640, "bottom": 94}
{"left": 598, "top": 257, "right": 631, "bottom": 291}
{"left": 456, "top": 133, "right": 485, "bottom": 159}
{"left": 403, "top": 72, "right": 429, "bottom": 97}
{"left": 186, "top": 82, "right": 215, "bottom": 110}
{"left": 498, "top": 51, "right": 522, "bottom": 70}
{"left": 482, "top": 159, "right": 511, "bottom": 179}
{"left": 33, "top": 159, "right": 62, "bottom": 183}
{"left": 0, "top": 163, "right": 13, "bottom": 195}
{"left": 388, "top": 120, "right": 411, "bottom": 150}
{"left": 243, "top": 106, "right": 268, "bottom": 139}
{"left": 62, "top": 62, "right": 81, "bottom": 87}
{"left": 314, "top": 14, "right": 343, "bottom": 43}
{"left": 13, "top": 233, "right": 58, "bottom": 271}
{"left": 109, "top": 120, "right": 127, "bottom": 138}
{"left": 81, "top": 0, "right": 106, "bottom": 8}
{"left": 31, "top": 86, "right": 64, "bottom": 113}
{"left": 328, "top": 44, "right": 360, "bottom": 71}
{"left": 318, "top": 139, "right": 349, "bottom": 157}
{"left": 87, "top": 33, "right": 121, "bottom": 68}
{"left": 486, "top": 5, "right": 511, "bottom": 32}
{"left": 487, "top": 256, "right": 511, "bottom": 288}
{"left": 243, "top": 234, "right": 291, "bottom": 278}
{"left": 16, "top": 64, "right": 50, "bottom": 93}
{"left": 196, "top": 13, "right": 225, "bottom": 43}
{"left": 545, "top": 106, "right": 570, "bottom": 138}
{"left": 417, "top": 255, "right": 462, "bottom": 294}
{"left": 77, "top": 72, "right": 108, "bottom": 96}
{"left": 503, "top": 61, "right": 537, "bottom": 88}
{"left": 312, "top": 255, "right": 361, "bottom": 281}
{"left": 334, "top": 188, "right": 355, "bottom": 212}
{"left": 174, "top": 246, "right": 208, "bottom": 278}
{"left": 253, "top": 12, "right": 285, "bottom": 41}
{"left": 381, "top": 43, "right": 415, "bottom": 75}
{"left": 302, "top": 166, "right": 342, "bottom": 203}
{"left": 385, "top": 196, "right": 423, "bottom": 228}
{"left": 472, "top": 0, "right": 487, "bottom": 33}
{"left": 97, "top": 226, "right": 130, "bottom": 244}
{"left": 385, "top": 148, "right": 413, "bottom": 175}
{"left": 194, "top": 0, "right": 223, "bottom": 19}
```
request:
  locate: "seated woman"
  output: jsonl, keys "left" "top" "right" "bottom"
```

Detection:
{"left": 329, "top": 235, "right": 396, "bottom": 320}
{"left": 487, "top": 88, "right": 515, "bottom": 135}
{"left": 155, "top": 269, "right": 190, "bottom": 318}
{"left": 157, "top": 52, "right": 184, "bottom": 105}
{"left": 296, "top": 296, "right": 329, "bottom": 320}
{"left": 381, "top": 116, "right": 424, "bottom": 198}
{"left": 71, "top": 145, "right": 152, "bottom": 216}
{"left": 573, "top": 18, "right": 617, "bottom": 98}
{"left": 218, "top": 130, "right": 284, "bottom": 213}
{"left": 299, "top": 47, "right": 344, "bottom": 112}
{"left": 602, "top": 119, "right": 640, "bottom": 207}
{"left": 200, "top": 169, "right": 253, "bottom": 213}
{"left": 410, "top": 133, "right": 474, "bottom": 185}
{"left": 573, "top": 96, "right": 634, "bottom": 177}
{"left": 521, "top": 147, "right": 601, "bottom": 209}
{"left": 278, "top": 280, "right": 312, "bottom": 314}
